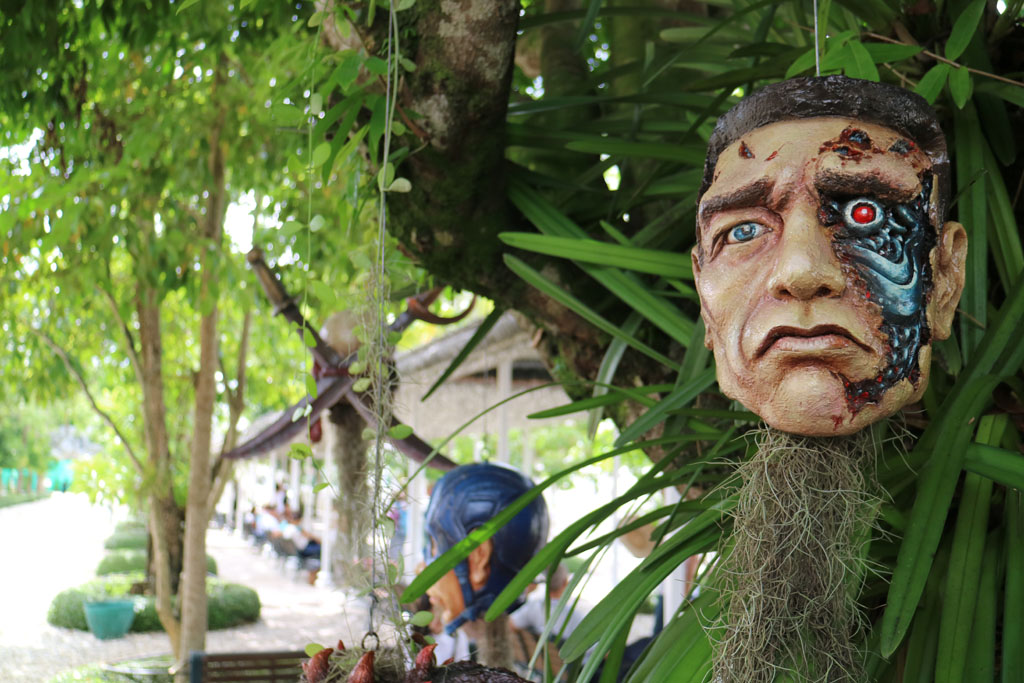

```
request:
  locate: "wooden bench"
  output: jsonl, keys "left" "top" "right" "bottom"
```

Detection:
{"left": 188, "top": 650, "right": 307, "bottom": 682}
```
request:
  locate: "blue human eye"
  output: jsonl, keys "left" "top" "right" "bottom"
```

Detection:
{"left": 726, "top": 222, "right": 765, "bottom": 244}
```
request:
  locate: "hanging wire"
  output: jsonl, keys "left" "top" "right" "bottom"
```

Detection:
{"left": 813, "top": 0, "right": 822, "bottom": 76}
{"left": 367, "top": 0, "right": 401, "bottom": 645}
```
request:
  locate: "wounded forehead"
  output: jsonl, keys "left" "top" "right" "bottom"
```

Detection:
{"left": 699, "top": 75, "right": 950, "bottom": 222}
{"left": 698, "top": 118, "right": 932, "bottom": 232}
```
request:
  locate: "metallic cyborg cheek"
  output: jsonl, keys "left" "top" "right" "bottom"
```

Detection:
{"left": 822, "top": 176, "right": 936, "bottom": 411}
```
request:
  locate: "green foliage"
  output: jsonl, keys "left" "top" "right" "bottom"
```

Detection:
{"left": 49, "top": 656, "right": 175, "bottom": 683}
{"left": 0, "top": 405, "right": 54, "bottom": 473}
{"left": 103, "top": 529, "right": 148, "bottom": 551}
{"left": 113, "top": 520, "right": 146, "bottom": 535}
{"left": 47, "top": 572, "right": 259, "bottom": 632}
{"left": 50, "top": 660, "right": 174, "bottom": 683}
{"left": 95, "top": 549, "right": 216, "bottom": 577}
{"left": 400, "top": 0, "right": 1024, "bottom": 679}
{"left": 0, "top": 492, "right": 50, "bottom": 508}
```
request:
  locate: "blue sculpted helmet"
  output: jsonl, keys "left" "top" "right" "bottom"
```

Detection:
{"left": 424, "top": 462, "right": 549, "bottom": 634}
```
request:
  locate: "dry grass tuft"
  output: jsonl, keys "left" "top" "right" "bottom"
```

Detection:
{"left": 712, "top": 427, "right": 883, "bottom": 683}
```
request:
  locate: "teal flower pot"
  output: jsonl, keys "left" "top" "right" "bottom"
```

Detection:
{"left": 83, "top": 599, "right": 136, "bottom": 639}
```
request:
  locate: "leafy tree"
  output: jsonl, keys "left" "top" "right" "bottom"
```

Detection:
{"left": 0, "top": 404, "right": 53, "bottom": 492}
{"left": 0, "top": 0, "right": 335, "bottom": 672}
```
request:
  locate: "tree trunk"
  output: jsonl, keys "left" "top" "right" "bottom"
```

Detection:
{"left": 327, "top": 402, "right": 370, "bottom": 588}
{"left": 476, "top": 614, "right": 514, "bottom": 670}
{"left": 137, "top": 268, "right": 183, "bottom": 652}
{"left": 149, "top": 493, "right": 184, "bottom": 648}
{"left": 177, "top": 81, "right": 228, "bottom": 678}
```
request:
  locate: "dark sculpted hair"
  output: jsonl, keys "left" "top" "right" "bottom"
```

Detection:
{"left": 699, "top": 75, "right": 950, "bottom": 224}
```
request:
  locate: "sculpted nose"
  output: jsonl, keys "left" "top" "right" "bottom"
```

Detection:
{"left": 768, "top": 205, "right": 846, "bottom": 300}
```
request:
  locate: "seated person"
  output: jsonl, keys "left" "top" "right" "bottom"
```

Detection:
{"left": 252, "top": 504, "right": 280, "bottom": 544}
{"left": 280, "top": 508, "right": 322, "bottom": 559}
{"left": 422, "top": 463, "right": 549, "bottom": 671}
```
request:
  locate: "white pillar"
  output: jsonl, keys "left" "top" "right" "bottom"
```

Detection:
{"left": 302, "top": 457, "right": 314, "bottom": 524}
{"left": 316, "top": 445, "right": 338, "bottom": 588}
{"left": 232, "top": 476, "right": 244, "bottom": 535}
{"left": 271, "top": 452, "right": 282, "bottom": 502}
{"left": 289, "top": 456, "right": 301, "bottom": 514}
{"left": 521, "top": 429, "right": 535, "bottom": 480}
{"left": 405, "top": 466, "right": 428, "bottom": 584}
{"left": 497, "top": 359, "right": 513, "bottom": 463}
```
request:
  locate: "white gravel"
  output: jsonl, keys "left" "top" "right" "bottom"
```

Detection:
{"left": 0, "top": 494, "right": 370, "bottom": 682}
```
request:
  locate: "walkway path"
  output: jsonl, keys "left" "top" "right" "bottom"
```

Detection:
{"left": 0, "top": 494, "right": 370, "bottom": 682}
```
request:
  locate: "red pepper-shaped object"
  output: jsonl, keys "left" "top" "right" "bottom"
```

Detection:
{"left": 302, "top": 647, "right": 333, "bottom": 683}
{"left": 346, "top": 650, "right": 375, "bottom": 683}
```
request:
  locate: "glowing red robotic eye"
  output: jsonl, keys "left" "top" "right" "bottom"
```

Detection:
{"left": 851, "top": 203, "right": 876, "bottom": 224}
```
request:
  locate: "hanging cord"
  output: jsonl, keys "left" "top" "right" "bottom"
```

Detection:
{"left": 366, "top": 0, "right": 402, "bottom": 649}
{"left": 813, "top": 0, "right": 821, "bottom": 76}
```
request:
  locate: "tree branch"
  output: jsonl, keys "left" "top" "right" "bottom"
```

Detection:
{"left": 98, "top": 284, "right": 143, "bottom": 386}
{"left": 213, "top": 308, "right": 252, "bottom": 475}
{"left": 29, "top": 326, "right": 145, "bottom": 473}
{"left": 863, "top": 31, "right": 1024, "bottom": 88}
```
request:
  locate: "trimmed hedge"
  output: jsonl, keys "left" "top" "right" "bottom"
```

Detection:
{"left": 113, "top": 519, "right": 147, "bottom": 535}
{"left": 103, "top": 529, "right": 148, "bottom": 550}
{"left": 47, "top": 572, "right": 260, "bottom": 633}
{"left": 96, "top": 550, "right": 217, "bottom": 577}
{"left": 50, "top": 656, "right": 174, "bottom": 683}
{"left": 0, "top": 492, "right": 49, "bottom": 509}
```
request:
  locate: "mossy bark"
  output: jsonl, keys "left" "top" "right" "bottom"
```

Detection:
{"left": 328, "top": 402, "right": 370, "bottom": 588}
{"left": 345, "top": 0, "right": 677, "bottom": 429}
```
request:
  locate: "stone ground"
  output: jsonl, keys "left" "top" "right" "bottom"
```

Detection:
{"left": 0, "top": 493, "right": 370, "bottom": 682}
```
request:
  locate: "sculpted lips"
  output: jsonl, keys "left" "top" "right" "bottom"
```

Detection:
{"left": 756, "top": 325, "right": 872, "bottom": 357}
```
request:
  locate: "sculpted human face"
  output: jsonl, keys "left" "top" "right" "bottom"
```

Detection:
{"left": 426, "top": 565, "right": 466, "bottom": 625}
{"left": 423, "top": 537, "right": 492, "bottom": 628}
{"left": 693, "top": 118, "right": 967, "bottom": 435}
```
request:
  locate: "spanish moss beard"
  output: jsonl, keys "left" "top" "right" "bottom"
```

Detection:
{"left": 713, "top": 427, "right": 883, "bottom": 683}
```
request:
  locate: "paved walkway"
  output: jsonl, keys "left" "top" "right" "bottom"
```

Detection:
{"left": 0, "top": 494, "right": 370, "bottom": 682}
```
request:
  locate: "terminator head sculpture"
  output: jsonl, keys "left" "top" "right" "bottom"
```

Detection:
{"left": 692, "top": 76, "right": 967, "bottom": 436}
{"left": 424, "top": 463, "right": 549, "bottom": 634}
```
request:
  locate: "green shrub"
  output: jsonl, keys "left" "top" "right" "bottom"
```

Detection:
{"left": 47, "top": 573, "right": 259, "bottom": 633}
{"left": 49, "top": 655, "right": 175, "bottom": 683}
{"left": 207, "top": 581, "right": 262, "bottom": 630}
{"left": 113, "top": 519, "right": 147, "bottom": 535}
{"left": 47, "top": 574, "right": 141, "bottom": 631}
{"left": 0, "top": 492, "right": 49, "bottom": 509}
{"left": 103, "top": 529, "right": 148, "bottom": 550}
{"left": 96, "top": 550, "right": 217, "bottom": 576}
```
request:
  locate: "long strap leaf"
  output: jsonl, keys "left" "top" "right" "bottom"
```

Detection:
{"left": 483, "top": 444, "right": 708, "bottom": 620}
{"left": 878, "top": 373, "right": 999, "bottom": 656}
{"left": 507, "top": 180, "right": 695, "bottom": 343}
{"left": 503, "top": 254, "right": 679, "bottom": 369}
{"left": 963, "top": 442, "right": 1024, "bottom": 491}
{"left": 420, "top": 308, "right": 502, "bottom": 401}
{"left": 614, "top": 367, "right": 717, "bottom": 447}
{"left": 499, "top": 232, "right": 693, "bottom": 279}
{"left": 879, "top": 270, "right": 1024, "bottom": 653}
{"left": 1003, "top": 490, "right": 1024, "bottom": 683}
